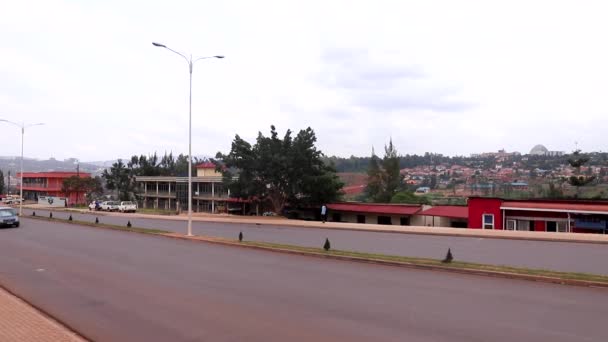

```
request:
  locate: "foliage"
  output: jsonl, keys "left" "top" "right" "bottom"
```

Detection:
{"left": 217, "top": 126, "right": 343, "bottom": 213}
{"left": 390, "top": 191, "right": 431, "bottom": 205}
{"left": 0, "top": 170, "right": 4, "bottom": 194}
{"left": 323, "top": 238, "right": 331, "bottom": 251}
{"left": 102, "top": 160, "right": 133, "bottom": 201}
{"left": 566, "top": 150, "right": 596, "bottom": 196}
{"left": 62, "top": 176, "right": 103, "bottom": 203}
{"left": 364, "top": 139, "right": 404, "bottom": 202}
{"left": 442, "top": 248, "right": 454, "bottom": 263}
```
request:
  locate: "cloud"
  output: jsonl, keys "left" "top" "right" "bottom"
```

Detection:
{"left": 318, "top": 47, "right": 472, "bottom": 112}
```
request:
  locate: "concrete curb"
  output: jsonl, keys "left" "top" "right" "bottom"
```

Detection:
{"left": 21, "top": 206, "right": 608, "bottom": 245}
{"left": 159, "top": 233, "right": 608, "bottom": 289}
{"left": 0, "top": 283, "right": 91, "bottom": 341}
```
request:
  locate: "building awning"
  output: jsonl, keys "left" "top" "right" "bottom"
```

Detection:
{"left": 419, "top": 206, "right": 468, "bottom": 219}
{"left": 327, "top": 203, "right": 421, "bottom": 215}
{"left": 501, "top": 201, "right": 608, "bottom": 215}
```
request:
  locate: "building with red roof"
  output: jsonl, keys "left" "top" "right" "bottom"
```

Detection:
{"left": 17, "top": 171, "right": 91, "bottom": 205}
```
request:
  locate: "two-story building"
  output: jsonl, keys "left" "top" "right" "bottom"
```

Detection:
{"left": 17, "top": 171, "right": 92, "bottom": 204}
{"left": 135, "top": 163, "right": 247, "bottom": 214}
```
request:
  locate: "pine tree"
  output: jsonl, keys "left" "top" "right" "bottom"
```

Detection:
{"left": 323, "top": 238, "right": 331, "bottom": 251}
{"left": 68, "top": 215, "right": 73, "bottom": 221}
{"left": 567, "top": 150, "right": 596, "bottom": 197}
{"left": 0, "top": 170, "right": 5, "bottom": 195}
{"left": 365, "top": 147, "right": 384, "bottom": 202}
{"left": 382, "top": 139, "right": 402, "bottom": 201}
{"left": 95, "top": 217, "right": 99, "bottom": 224}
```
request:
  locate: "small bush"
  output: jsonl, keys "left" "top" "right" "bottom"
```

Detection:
{"left": 32, "top": 211, "right": 36, "bottom": 216}
{"left": 323, "top": 238, "right": 331, "bottom": 251}
{"left": 49, "top": 212, "right": 53, "bottom": 219}
{"left": 127, "top": 221, "right": 132, "bottom": 228}
{"left": 238, "top": 231, "right": 243, "bottom": 242}
{"left": 68, "top": 215, "right": 73, "bottom": 221}
{"left": 95, "top": 217, "right": 99, "bottom": 224}
{"left": 442, "top": 248, "right": 454, "bottom": 263}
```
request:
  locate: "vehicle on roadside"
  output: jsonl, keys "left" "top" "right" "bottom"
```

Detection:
{"left": 0, "top": 207, "right": 19, "bottom": 228}
{"left": 118, "top": 201, "right": 137, "bottom": 213}
{"left": 2, "top": 196, "right": 22, "bottom": 205}
{"left": 88, "top": 201, "right": 102, "bottom": 211}
{"left": 262, "top": 211, "right": 277, "bottom": 216}
{"left": 100, "top": 201, "right": 120, "bottom": 212}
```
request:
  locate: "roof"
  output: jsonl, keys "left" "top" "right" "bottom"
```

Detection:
{"left": 17, "top": 172, "right": 91, "bottom": 178}
{"left": 342, "top": 185, "right": 365, "bottom": 195}
{"left": 419, "top": 206, "right": 468, "bottom": 219}
{"left": 196, "top": 162, "right": 216, "bottom": 169}
{"left": 327, "top": 203, "right": 421, "bottom": 215}
{"left": 501, "top": 201, "right": 608, "bottom": 215}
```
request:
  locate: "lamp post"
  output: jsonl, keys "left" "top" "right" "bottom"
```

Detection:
{"left": 152, "top": 42, "right": 224, "bottom": 236}
{"left": 0, "top": 119, "right": 44, "bottom": 216}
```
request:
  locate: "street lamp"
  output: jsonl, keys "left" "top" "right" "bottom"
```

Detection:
{"left": 152, "top": 42, "right": 224, "bottom": 237}
{"left": 0, "top": 119, "right": 45, "bottom": 216}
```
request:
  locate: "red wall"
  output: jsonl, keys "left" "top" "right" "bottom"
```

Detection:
{"left": 468, "top": 198, "right": 503, "bottom": 229}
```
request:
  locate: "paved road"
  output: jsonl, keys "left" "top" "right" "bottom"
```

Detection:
{"left": 1, "top": 218, "right": 606, "bottom": 341}
{"left": 23, "top": 208, "right": 608, "bottom": 275}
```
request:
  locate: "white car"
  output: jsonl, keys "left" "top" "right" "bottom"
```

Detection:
{"left": 88, "top": 201, "right": 102, "bottom": 211}
{"left": 100, "top": 201, "right": 120, "bottom": 212}
{"left": 118, "top": 201, "right": 137, "bottom": 213}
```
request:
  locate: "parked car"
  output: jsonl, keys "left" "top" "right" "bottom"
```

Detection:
{"left": 100, "top": 201, "right": 120, "bottom": 212}
{"left": 88, "top": 201, "right": 102, "bottom": 211}
{"left": 118, "top": 201, "right": 137, "bottom": 213}
{"left": 2, "top": 196, "right": 22, "bottom": 205}
{"left": 0, "top": 207, "right": 19, "bottom": 228}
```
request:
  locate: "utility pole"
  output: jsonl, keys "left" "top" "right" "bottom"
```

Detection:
{"left": 7, "top": 170, "right": 10, "bottom": 195}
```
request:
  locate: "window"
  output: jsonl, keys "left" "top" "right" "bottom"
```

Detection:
{"left": 357, "top": 215, "right": 366, "bottom": 224}
{"left": 506, "top": 219, "right": 516, "bottom": 230}
{"left": 400, "top": 217, "right": 410, "bottom": 226}
{"left": 483, "top": 214, "right": 494, "bottom": 229}
{"left": 516, "top": 220, "right": 531, "bottom": 231}
{"left": 332, "top": 213, "right": 342, "bottom": 222}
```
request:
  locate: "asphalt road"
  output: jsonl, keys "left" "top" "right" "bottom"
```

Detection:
{"left": 22, "top": 208, "right": 608, "bottom": 275}
{"left": 0, "top": 218, "right": 606, "bottom": 341}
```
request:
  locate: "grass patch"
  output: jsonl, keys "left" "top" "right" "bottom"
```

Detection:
{"left": 136, "top": 208, "right": 177, "bottom": 216}
{"left": 28, "top": 216, "right": 169, "bottom": 235}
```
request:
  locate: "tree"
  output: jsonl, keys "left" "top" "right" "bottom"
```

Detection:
{"left": 102, "top": 159, "right": 133, "bottom": 200}
{"left": 62, "top": 176, "right": 103, "bottom": 204}
{"left": 390, "top": 191, "right": 431, "bottom": 205}
{"left": 567, "top": 150, "right": 596, "bottom": 197}
{"left": 217, "top": 126, "right": 343, "bottom": 214}
{"left": 0, "top": 170, "right": 4, "bottom": 195}
{"left": 364, "top": 139, "right": 404, "bottom": 202}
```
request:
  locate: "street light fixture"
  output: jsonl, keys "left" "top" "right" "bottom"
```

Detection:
{"left": 0, "top": 119, "right": 45, "bottom": 216}
{"left": 152, "top": 42, "right": 224, "bottom": 237}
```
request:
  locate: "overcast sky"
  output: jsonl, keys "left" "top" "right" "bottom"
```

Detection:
{"left": 1, "top": 0, "right": 607, "bottom": 161}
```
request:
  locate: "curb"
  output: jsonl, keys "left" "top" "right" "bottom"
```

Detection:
{"left": 160, "top": 233, "right": 608, "bottom": 289}
{"left": 0, "top": 282, "right": 91, "bottom": 341}
{"left": 21, "top": 206, "right": 608, "bottom": 245}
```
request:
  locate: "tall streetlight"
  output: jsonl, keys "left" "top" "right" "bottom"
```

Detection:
{"left": 0, "top": 119, "right": 45, "bottom": 216}
{"left": 152, "top": 42, "right": 224, "bottom": 236}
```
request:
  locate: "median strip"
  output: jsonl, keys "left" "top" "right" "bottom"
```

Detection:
{"left": 25, "top": 215, "right": 608, "bottom": 288}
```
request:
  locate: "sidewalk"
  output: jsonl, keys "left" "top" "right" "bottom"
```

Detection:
{"left": 0, "top": 286, "right": 85, "bottom": 342}
{"left": 23, "top": 204, "right": 608, "bottom": 244}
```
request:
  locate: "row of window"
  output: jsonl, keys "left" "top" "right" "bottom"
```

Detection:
{"left": 482, "top": 214, "right": 568, "bottom": 232}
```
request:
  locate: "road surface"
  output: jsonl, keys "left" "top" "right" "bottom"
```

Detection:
{"left": 0, "top": 218, "right": 606, "bottom": 341}
{"left": 22, "top": 208, "right": 608, "bottom": 275}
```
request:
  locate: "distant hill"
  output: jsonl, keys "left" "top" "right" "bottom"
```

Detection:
{"left": 0, "top": 157, "right": 106, "bottom": 176}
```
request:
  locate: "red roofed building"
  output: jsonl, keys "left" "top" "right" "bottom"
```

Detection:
{"left": 468, "top": 197, "right": 608, "bottom": 234}
{"left": 17, "top": 171, "right": 92, "bottom": 205}
{"left": 418, "top": 206, "right": 469, "bottom": 228}
{"left": 327, "top": 202, "right": 428, "bottom": 225}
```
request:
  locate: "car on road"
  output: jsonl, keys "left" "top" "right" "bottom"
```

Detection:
{"left": 2, "top": 196, "right": 22, "bottom": 205}
{"left": 100, "top": 201, "right": 120, "bottom": 212}
{"left": 118, "top": 201, "right": 137, "bottom": 213}
{"left": 0, "top": 207, "right": 19, "bottom": 228}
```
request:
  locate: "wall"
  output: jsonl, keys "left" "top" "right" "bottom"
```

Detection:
{"left": 196, "top": 168, "right": 222, "bottom": 177}
{"left": 468, "top": 197, "right": 503, "bottom": 229}
{"left": 534, "top": 220, "right": 546, "bottom": 232}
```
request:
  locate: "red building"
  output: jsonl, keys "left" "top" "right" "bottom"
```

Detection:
{"left": 17, "top": 171, "right": 92, "bottom": 205}
{"left": 468, "top": 197, "right": 608, "bottom": 234}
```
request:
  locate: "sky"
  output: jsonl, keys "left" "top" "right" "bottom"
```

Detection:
{"left": 1, "top": 0, "right": 607, "bottom": 162}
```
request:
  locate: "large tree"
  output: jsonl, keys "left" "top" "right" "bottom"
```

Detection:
{"left": 62, "top": 176, "right": 103, "bottom": 204}
{"left": 102, "top": 159, "right": 133, "bottom": 200}
{"left": 217, "top": 125, "right": 343, "bottom": 214}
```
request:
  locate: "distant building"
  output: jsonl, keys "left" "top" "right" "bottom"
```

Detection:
{"left": 529, "top": 144, "right": 564, "bottom": 156}
{"left": 17, "top": 171, "right": 91, "bottom": 204}
{"left": 415, "top": 186, "right": 430, "bottom": 194}
{"left": 135, "top": 163, "right": 249, "bottom": 214}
